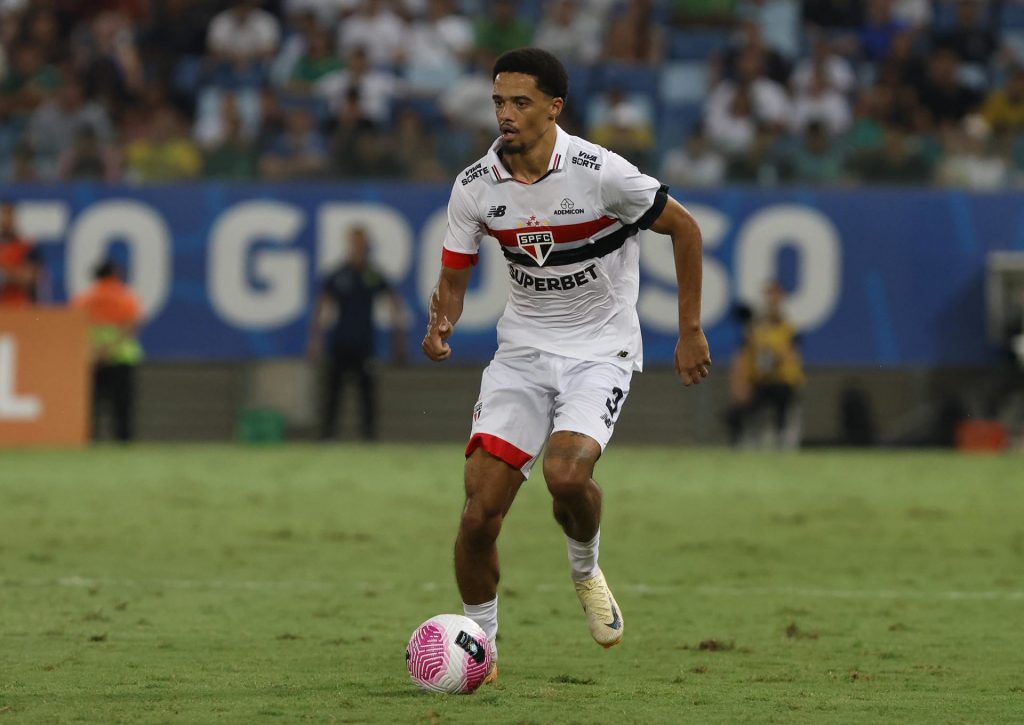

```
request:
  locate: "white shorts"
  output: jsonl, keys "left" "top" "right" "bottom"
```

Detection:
{"left": 465, "top": 349, "right": 633, "bottom": 477}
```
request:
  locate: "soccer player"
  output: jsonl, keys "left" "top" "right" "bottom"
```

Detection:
{"left": 421, "top": 48, "right": 710, "bottom": 679}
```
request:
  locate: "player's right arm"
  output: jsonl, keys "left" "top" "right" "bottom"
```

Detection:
{"left": 422, "top": 177, "right": 484, "bottom": 362}
{"left": 422, "top": 265, "right": 471, "bottom": 362}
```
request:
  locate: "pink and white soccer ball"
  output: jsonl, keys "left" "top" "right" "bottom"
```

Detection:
{"left": 406, "top": 614, "right": 492, "bottom": 694}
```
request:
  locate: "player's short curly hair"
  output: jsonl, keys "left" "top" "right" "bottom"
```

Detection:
{"left": 492, "top": 48, "right": 569, "bottom": 100}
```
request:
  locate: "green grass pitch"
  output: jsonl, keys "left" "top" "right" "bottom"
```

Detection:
{"left": 2, "top": 444, "right": 1023, "bottom": 723}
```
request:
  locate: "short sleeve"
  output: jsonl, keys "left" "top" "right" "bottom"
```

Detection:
{"left": 599, "top": 151, "right": 668, "bottom": 230}
{"left": 259, "top": 14, "right": 281, "bottom": 52}
{"left": 441, "top": 180, "right": 483, "bottom": 268}
{"left": 206, "top": 15, "right": 230, "bottom": 53}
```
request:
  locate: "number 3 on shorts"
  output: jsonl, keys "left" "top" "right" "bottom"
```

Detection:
{"left": 605, "top": 387, "right": 624, "bottom": 418}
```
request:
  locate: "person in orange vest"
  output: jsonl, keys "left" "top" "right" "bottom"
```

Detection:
{"left": 72, "top": 260, "right": 144, "bottom": 442}
{"left": 737, "top": 281, "right": 805, "bottom": 448}
{"left": 0, "top": 202, "right": 42, "bottom": 306}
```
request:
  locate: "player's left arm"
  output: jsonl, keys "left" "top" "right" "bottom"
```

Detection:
{"left": 648, "top": 198, "right": 712, "bottom": 386}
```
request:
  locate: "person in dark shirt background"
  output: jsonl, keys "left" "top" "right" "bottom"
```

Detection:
{"left": 917, "top": 47, "right": 983, "bottom": 129}
{"left": 307, "top": 225, "right": 405, "bottom": 441}
{"left": 931, "top": 0, "right": 1000, "bottom": 69}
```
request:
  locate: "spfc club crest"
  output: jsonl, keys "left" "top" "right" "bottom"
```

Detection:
{"left": 516, "top": 230, "right": 555, "bottom": 265}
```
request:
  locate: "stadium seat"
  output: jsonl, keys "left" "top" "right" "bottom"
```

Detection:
{"left": 666, "top": 28, "right": 731, "bottom": 61}
{"left": 172, "top": 55, "right": 204, "bottom": 96}
{"left": 596, "top": 64, "right": 660, "bottom": 97}
{"left": 565, "top": 64, "right": 596, "bottom": 104}
{"left": 518, "top": 0, "right": 544, "bottom": 23}
{"left": 0, "top": 126, "right": 18, "bottom": 180}
{"left": 0, "top": 124, "right": 19, "bottom": 155}
{"left": 657, "top": 101, "right": 703, "bottom": 156}
{"left": 658, "top": 61, "right": 708, "bottom": 105}
{"left": 1004, "top": 3, "right": 1024, "bottom": 28}
{"left": 935, "top": 0, "right": 1015, "bottom": 31}
{"left": 932, "top": 0, "right": 957, "bottom": 28}
{"left": 394, "top": 96, "right": 445, "bottom": 128}
{"left": 277, "top": 94, "right": 332, "bottom": 124}
{"left": 437, "top": 126, "right": 473, "bottom": 171}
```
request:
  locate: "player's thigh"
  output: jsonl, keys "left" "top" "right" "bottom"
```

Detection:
{"left": 469, "top": 353, "right": 556, "bottom": 477}
{"left": 463, "top": 446, "right": 526, "bottom": 521}
{"left": 551, "top": 359, "right": 633, "bottom": 451}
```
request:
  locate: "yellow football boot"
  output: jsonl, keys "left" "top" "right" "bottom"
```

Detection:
{"left": 573, "top": 569, "right": 624, "bottom": 648}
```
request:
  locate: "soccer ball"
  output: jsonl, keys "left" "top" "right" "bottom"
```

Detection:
{"left": 406, "top": 614, "right": 492, "bottom": 694}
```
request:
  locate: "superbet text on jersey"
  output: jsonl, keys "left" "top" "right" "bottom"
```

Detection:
{"left": 441, "top": 126, "right": 668, "bottom": 372}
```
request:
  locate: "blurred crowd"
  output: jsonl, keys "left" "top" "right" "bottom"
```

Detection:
{"left": 2, "top": 0, "right": 1024, "bottom": 188}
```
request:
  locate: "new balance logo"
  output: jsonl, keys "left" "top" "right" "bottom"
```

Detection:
{"left": 486, "top": 205, "right": 506, "bottom": 218}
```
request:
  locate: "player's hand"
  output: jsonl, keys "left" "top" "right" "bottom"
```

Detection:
{"left": 421, "top": 315, "right": 454, "bottom": 362}
{"left": 675, "top": 328, "right": 711, "bottom": 386}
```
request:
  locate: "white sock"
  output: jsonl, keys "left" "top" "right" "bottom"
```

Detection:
{"left": 566, "top": 529, "right": 601, "bottom": 582}
{"left": 463, "top": 597, "right": 498, "bottom": 654}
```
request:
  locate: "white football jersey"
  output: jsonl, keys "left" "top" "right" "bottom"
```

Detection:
{"left": 441, "top": 126, "right": 668, "bottom": 371}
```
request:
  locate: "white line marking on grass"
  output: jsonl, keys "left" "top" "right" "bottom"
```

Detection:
{"left": 689, "top": 585, "right": 1024, "bottom": 601}
{"left": 529, "top": 582, "right": 1024, "bottom": 601}
{"left": 4, "top": 577, "right": 1022, "bottom": 602}
{"left": 9, "top": 576, "right": 339, "bottom": 592}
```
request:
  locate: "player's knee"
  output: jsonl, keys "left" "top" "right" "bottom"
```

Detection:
{"left": 458, "top": 448, "right": 523, "bottom": 549}
{"left": 543, "top": 457, "right": 591, "bottom": 500}
{"left": 458, "top": 495, "right": 503, "bottom": 549}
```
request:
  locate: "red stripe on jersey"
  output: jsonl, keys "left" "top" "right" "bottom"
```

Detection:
{"left": 441, "top": 248, "right": 478, "bottom": 268}
{"left": 466, "top": 433, "right": 533, "bottom": 469}
{"left": 484, "top": 216, "right": 618, "bottom": 247}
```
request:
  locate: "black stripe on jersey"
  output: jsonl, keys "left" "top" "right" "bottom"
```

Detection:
{"left": 636, "top": 184, "right": 670, "bottom": 230}
{"left": 501, "top": 223, "right": 636, "bottom": 268}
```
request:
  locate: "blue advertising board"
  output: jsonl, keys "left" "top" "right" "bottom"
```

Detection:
{"left": 8, "top": 183, "right": 1021, "bottom": 365}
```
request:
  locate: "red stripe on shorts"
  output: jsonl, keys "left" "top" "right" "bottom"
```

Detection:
{"left": 465, "top": 433, "right": 532, "bottom": 469}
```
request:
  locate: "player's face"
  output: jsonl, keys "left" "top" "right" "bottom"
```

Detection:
{"left": 492, "top": 72, "right": 562, "bottom": 156}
